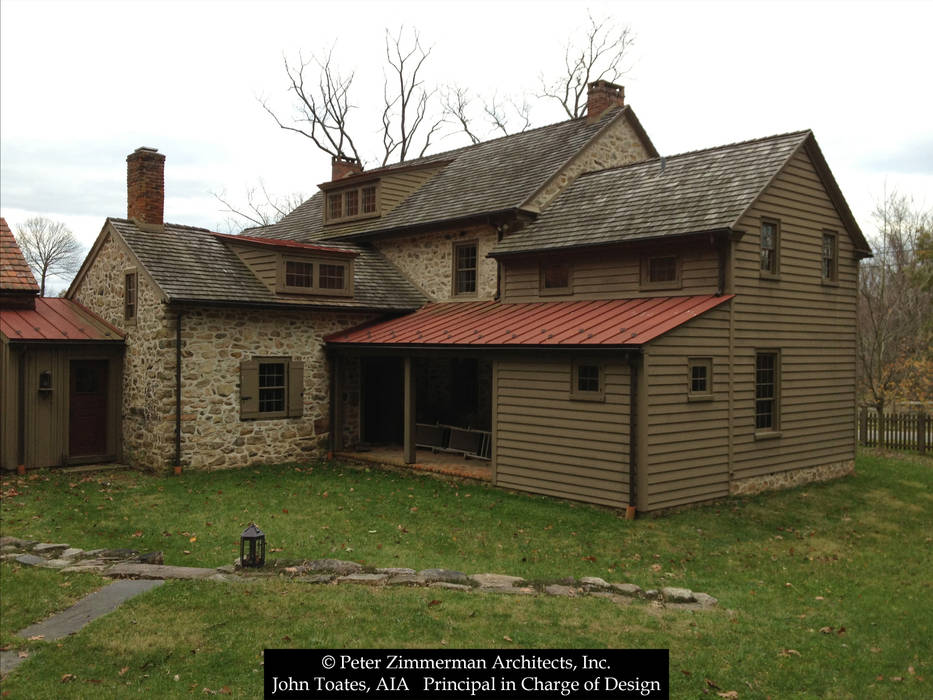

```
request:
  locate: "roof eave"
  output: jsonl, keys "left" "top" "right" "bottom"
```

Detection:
{"left": 489, "top": 227, "right": 735, "bottom": 259}
{"left": 165, "top": 297, "right": 423, "bottom": 314}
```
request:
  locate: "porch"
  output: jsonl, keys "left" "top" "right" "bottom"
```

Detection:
{"left": 335, "top": 446, "right": 492, "bottom": 482}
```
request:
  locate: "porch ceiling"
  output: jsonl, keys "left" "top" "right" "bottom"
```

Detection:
{"left": 326, "top": 295, "right": 733, "bottom": 348}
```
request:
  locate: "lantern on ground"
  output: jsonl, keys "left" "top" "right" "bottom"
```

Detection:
{"left": 240, "top": 523, "right": 265, "bottom": 568}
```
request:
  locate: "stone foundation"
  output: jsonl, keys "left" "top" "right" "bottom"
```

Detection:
{"left": 730, "top": 460, "right": 855, "bottom": 496}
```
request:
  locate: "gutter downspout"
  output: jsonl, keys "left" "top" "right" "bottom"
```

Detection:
{"left": 175, "top": 311, "right": 182, "bottom": 468}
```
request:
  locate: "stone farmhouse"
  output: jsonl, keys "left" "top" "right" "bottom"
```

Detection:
{"left": 58, "top": 80, "right": 870, "bottom": 512}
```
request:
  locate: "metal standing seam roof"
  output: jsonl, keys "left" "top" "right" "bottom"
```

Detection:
{"left": 0, "top": 298, "right": 125, "bottom": 342}
{"left": 325, "top": 295, "right": 734, "bottom": 348}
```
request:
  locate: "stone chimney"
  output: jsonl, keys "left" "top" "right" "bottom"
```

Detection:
{"left": 127, "top": 147, "right": 165, "bottom": 229}
{"left": 331, "top": 155, "right": 363, "bottom": 181}
{"left": 586, "top": 80, "right": 625, "bottom": 123}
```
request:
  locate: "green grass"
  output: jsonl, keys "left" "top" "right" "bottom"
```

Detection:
{"left": 0, "top": 450, "right": 930, "bottom": 698}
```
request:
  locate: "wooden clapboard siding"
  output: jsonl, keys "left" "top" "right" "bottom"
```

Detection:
{"left": 0, "top": 339, "right": 17, "bottom": 469}
{"left": 502, "top": 244, "right": 720, "bottom": 303}
{"left": 228, "top": 245, "right": 278, "bottom": 290}
{"left": 641, "top": 304, "right": 732, "bottom": 510}
{"left": 380, "top": 168, "right": 444, "bottom": 213}
{"left": 730, "top": 148, "right": 857, "bottom": 483}
{"left": 494, "top": 357, "right": 630, "bottom": 508}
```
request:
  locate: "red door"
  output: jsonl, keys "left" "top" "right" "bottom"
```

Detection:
{"left": 69, "top": 360, "right": 108, "bottom": 458}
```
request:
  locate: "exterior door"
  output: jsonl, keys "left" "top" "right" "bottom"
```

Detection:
{"left": 69, "top": 360, "right": 108, "bottom": 458}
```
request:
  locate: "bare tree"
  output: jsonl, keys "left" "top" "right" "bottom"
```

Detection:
{"left": 14, "top": 217, "right": 84, "bottom": 296}
{"left": 857, "top": 191, "right": 933, "bottom": 411}
{"left": 380, "top": 27, "right": 444, "bottom": 165}
{"left": 261, "top": 48, "right": 362, "bottom": 163}
{"left": 483, "top": 93, "right": 532, "bottom": 137}
{"left": 213, "top": 180, "right": 306, "bottom": 231}
{"left": 441, "top": 86, "right": 481, "bottom": 145}
{"left": 538, "top": 11, "right": 635, "bottom": 119}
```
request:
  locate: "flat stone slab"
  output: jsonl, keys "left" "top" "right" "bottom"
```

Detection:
{"left": 17, "top": 579, "right": 163, "bottom": 641}
{"left": 60, "top": 560, "right": 112, "bottom": 574}
{"left": 0, "top": 649, "right": 28, "bottom": 675}
{"left": 478, "top": 586, "right": 535, "bottom": 596}
{"left": 104, "top": 563, "right": 216, "bottom": 580}
{"left": 661, "top": 587, "right": 696, "bottom": 603}
{"left": 32, "top": 543, "right": 69, "bottom": 555}
{"left": 375, "top": 567, "right": 416, "bottom": 576}
{"left": 693, "top": 592, "right": 718, "bottom": 608}
{"left": 0, "top": 536, "right": 37, "bottom": 549}
{"left": 470, "top": 573, "right": 525, "bottom": 588}
{"left": 40, "top": 559, "right": 73, "bottom": 569}
{"left": 60, "top": 548, "right": 84, "bottom": 560}
{"left": 611, "top": 583, "right": 643, "bottom": 597}
{"left": 13, "top": 554, "right": 46, "bottom": 567}
{"left": 298, "top": 574, "right": 335, "bottom": 584}
{"left": 386, "top": 574, "right": 428, "bottom": 586}
{"left": 305, "top": 559, "right": 362, "bottom": 575}
{"left": 336, "top": 573, "right": 388, "bottom": 585}
{"left": 97, "top": 549, "right": 140, "bottom": 561}
{"left": 429, "top": 582, "right": 471, "bottom": 591}
{"left": 544, "top": 584, "right": 578, "bottom": 597}
{"left": 419, "top": 568, "right": 469, "bottom": 584}
{"left": 580, "top": 576, "right": 610, "bottom": 588}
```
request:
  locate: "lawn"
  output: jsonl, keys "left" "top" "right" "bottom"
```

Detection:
{"left": 0, "top": 450, "right": 930, "bottom": 698}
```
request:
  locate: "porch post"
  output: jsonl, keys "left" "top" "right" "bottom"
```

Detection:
{"left": 332, "top": 354, "right": 344, "bottom": 452}
{"left": 404, "top": 356, "right": 416, "bottom": 464}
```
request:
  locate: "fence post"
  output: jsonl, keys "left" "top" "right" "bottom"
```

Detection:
{"left": 859, "top": 408, "right": 868, "bottom": 446}
{"left": 920, "top": 413, "right": 927, "bottom": 455}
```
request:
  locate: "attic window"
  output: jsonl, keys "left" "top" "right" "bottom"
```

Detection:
{"left": 324, "top": 182, "right": 381, "bottom": 224}
{"left": 540, "top": 262, "right": 571, "bottom": 294}
{"left": 124, "top": 271, "right": 138, "bottom": 323}
{"left": 280, "top": 256, "right": 353, "bottom": 297}
{"left": 640, "top": 254, "right": 682, "bottom": 290}
{"left": 760, "top": 220, "right": 780, "bottom": 277}
{"left": 822, "top": 232, "right": 838, "bottom": 283}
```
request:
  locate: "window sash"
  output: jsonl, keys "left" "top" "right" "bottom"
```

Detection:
{"left": 577, "top": 365, "right": 600, "bottom": 392}
{"left": 285, "top": 261, "right": 314, "bottom": 288}
{"left": 760, "top": 221, "right": 778, "bottom": 274}
{"left": 755, "top": 353, "right": 777, "bottom": 429}
{"left": 649, "top": 256, "right": 678, "bottom": 283}
{"left": 541, "top": 262, "right": 570, "bottom": 291}
{"left": 361, "top": 186, "right": 377, "bottom": 213}
{"left": 258, "top": 362, "right": 286, "bottom": 414}
{"left": 822, "top": 233, "right": 837, "bottom": 281}
{"left": 454, "top": 242, "right": 477, "bottom": 295}
{"left": 319, "top": 264, "right": 346, "bottom": 290}
{"left": 124, "top": 272, "right": 137, "bottom": 320}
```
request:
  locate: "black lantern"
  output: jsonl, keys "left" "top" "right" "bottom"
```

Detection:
{"left": 239, "top": 523, "right": 265, "bottom": 568}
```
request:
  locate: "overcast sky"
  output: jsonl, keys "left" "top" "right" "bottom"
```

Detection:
{"left": 2, "top": 0, "right": 931, "bottom": 292}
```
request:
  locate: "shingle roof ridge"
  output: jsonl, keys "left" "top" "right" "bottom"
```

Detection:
{"left": 108, "top": 216, "right": 216, "bottom": 234}
{"left": 367, "top": 110, "right": 608, "bottom": 172}
{"left": 572, "top": 129, "right": 812, "bottom": 180}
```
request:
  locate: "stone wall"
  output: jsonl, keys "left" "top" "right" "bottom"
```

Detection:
{"left": 177, "top": 306, "right": 374, "bottom": 469}
{"left": 372, "top": 224, "right": 498, "bottom": 301}
{"left": 72, "top": 230, "right": 176, "bottom": 468}
{"left": 527, "top": 113, "right": 652, "bottom": 211}
{"left": 729, "top": 460, "right": 855, "bottom": 496}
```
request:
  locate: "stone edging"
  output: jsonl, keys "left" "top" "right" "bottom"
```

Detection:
{"left": 0, "top": 537, "right": 718, "bottom": 611}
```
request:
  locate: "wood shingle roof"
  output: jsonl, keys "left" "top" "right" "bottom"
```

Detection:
{"left": 0, "top": 217, "right": 40, "bottom": 293}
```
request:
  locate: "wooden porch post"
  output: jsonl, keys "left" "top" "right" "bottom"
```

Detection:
{"left": 404, "top": 356, "right": 416, "bottom": 464}
{"left": 332, "top": 354, "right": 344, "bottom": 452}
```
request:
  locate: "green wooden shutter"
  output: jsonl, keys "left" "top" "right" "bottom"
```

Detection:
{"left": 240, "top": 359, "right": 260, "bottom": 419}
{"left": 287, "top": 360, "right": 304, "bottom": 417}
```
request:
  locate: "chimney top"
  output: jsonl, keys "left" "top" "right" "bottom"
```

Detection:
{"left": 127, "top": 147, "right": 165, "bottom": 231}
{"left": 586, "top": 80, "right": 625, "bottom": 123}
{"left": 332, "top": 155, "right": 363, "bottom": 181}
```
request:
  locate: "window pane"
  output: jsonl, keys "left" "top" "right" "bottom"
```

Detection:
{"left": 345, "top": 190, "right": 359, "bottom": 217}
{"left": 543, "top": 263, "right": 570, "bottom": 289}
{"left": 691, "top": 365, "right": 707, "bottom": 392}
{"left": 822, "top": 233, "right": 836, "bottom": 280}
{"left": 649, "top": 256, "right": 677, "bottom": 282}
{"left": 361, "top": 186, "right": 377, "bottom": 213}
{"left": 124, "top": 273, "right": 137, "bottom": 319}
{"left": 258, "top": 362, "right": 286, "bottom": 413}
{"left": 755, "top": 353, "right": 776, "bottom": 429}
{"left": 328, "top": 193, "right": 342, "bottom": 219}
{"left": 455, "top": 243, "right": 477, "bottom": 294}
{"left": 761, "top": 222, "right": 776, "bottom": 273}
{"left": 285, "top": 261, "right": 314, "bottom": 288}
{"left": 577, "top": 365, "right": 600, "bottom": 392}
{"left": 319, "top": 264, "right": 346, "bottom": 290}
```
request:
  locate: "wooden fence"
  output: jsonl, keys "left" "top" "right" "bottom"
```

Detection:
{"left": 858, "top": 409, "right": 930, "bottom": 453}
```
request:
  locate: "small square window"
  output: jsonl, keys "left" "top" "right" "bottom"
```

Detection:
{"left": 571, "top": 361, "right": 605, "bottom": 401}
{"left": 640, "top": 254, "right": 681, "bottom": 289}
{"left": 688, "top": 358, "right": 713, "bottom": 399}
{"left": 453, "top": 241, "right": 478, "bottom": 296}
{"left": 319, "top": 263, "right": 346, "bottom": 290}
{"left": 540, "top": 262, "right": 571, "bottom": 293}
{"left": 822, "top": 232, "right": 837, "bottom": 282}
{"left": 285, "top": 261, "right": 314, "bottom": 288}
{"left": 761, "top": 220, "right": 779, "bottom": 276}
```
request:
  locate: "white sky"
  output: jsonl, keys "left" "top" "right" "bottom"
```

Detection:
{"left": 2, "top": 0, "right": 931, "bottom": 292}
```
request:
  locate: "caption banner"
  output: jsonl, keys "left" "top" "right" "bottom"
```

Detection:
{"left": 265, "top": 649, "right": 668, "bottom": 699}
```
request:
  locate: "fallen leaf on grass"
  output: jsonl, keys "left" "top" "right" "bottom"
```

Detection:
{"left": 61, "top": 674, "right": 76, "bottom": 683}
{"left": 189, "top": 536, "right": 197, "bottom": 543}
{"left": 651, "top": 563, "right": 662, "bottom": 572}
{"left": 819, "top": 626, "right": 834, "bottom": 634}
{"left": 27, "top": 635, "right": 44, "bottom": 641}
{"left": 18, "top": 652, "right": 28, "bottom": 659}
{"left": 183, "top": 550, "right": 191, "bottom": 555}
{"left": 220, "top": 688, "right": 232, "bottom": 696}
{"left": 581, "top": 555, "right": 596, "bottom": 563}
{"left": 427, "top": 600, "right": 442, "bottom": 607}
{"left": 870, "top": 647, "right": 881, "bottom": 653}
{"left": 908, "top": 666, "right": 915, "bottom": 675}
{"left": 270, "top": 547, "right": 284, "bottom": 553}
{"left": 717, "top": 692, "right": 739, "bottom": 699}
{"left": 131, "top": 531, "right": 143, "bottom": 538}
{"left": 779, "top": 649, "right": 801, "bottom": 657}
{"left": 891, "top": 677, "right": 903, "bottom": 682}
{"left": 503, "top": 636, "right": 513, "bottom": 643}
{"left": 705, "top": 679, "right": 721, "bottom": 690}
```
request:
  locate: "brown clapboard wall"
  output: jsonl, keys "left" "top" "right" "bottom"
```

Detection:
{"left": 640, "top": 303, "right": 732, "bottom": 510}
{"left": 494, "top": 356, "right": 631, "bottom": 508}
{"left": 501, "top": 243, "right": 720, "bottom": 302}
{"left": 729, "top": 147, "right": 858, "bottom": 481}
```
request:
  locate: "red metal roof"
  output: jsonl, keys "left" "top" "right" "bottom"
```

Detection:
{"left": 213, "top": 232, "right": 358, "bottom": 256}
{"left": 326, "top": 295, "right": 733, "bottom": 347}
{"left": 0, "top": 217, "right": 40, "bottom": 293}
{"left": 0, "top": 298, "right": 125, "bottom": 342}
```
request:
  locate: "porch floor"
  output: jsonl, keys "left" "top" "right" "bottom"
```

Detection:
{"left": 335, "top": 446, "right": 492, "bottom": 482}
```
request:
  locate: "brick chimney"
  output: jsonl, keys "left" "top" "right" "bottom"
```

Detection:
{"left": 127, "top": 147, "right": 165, "bottom": 229}
{"left": 331, "top": 155, "right": 363, "bottom": 181}
{"left": 586, "top": 80, "right": 625, "bottom": 123}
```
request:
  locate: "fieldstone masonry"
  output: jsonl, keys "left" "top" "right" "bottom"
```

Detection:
{"left": 0, "top": 537, "right": 718, "bottom": 612}
{"left": 730, "top": 460, "right": 855, "bottom": 496}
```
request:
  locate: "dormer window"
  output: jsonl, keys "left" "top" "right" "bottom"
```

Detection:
{"left": 324, "top": 182, "right": 381, "bottom": 224}
{"left": 279, "top": 256, "right": 353, "bottom": 297}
